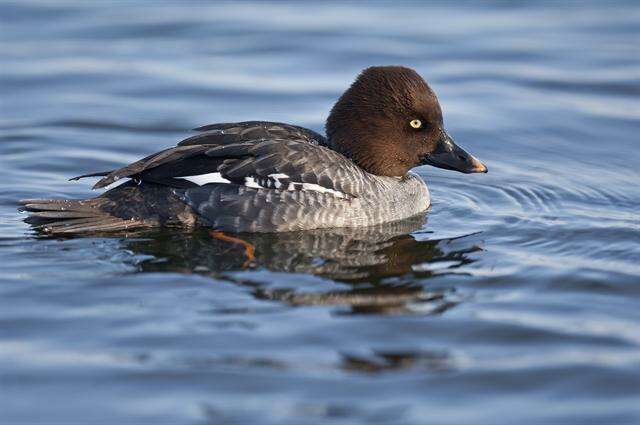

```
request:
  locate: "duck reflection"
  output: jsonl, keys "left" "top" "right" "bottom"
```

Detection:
{"left": 340, "top": 349, "right": 456, "bottom": 373}
{"left": 118, "top": 215, "right": 483, "bottom": 314}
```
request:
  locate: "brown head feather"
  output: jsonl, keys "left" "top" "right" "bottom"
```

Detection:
{"left": 326, "top": 66, "right": 445, "bottom": 176}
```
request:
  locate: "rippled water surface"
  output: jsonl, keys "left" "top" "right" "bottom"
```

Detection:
{"left": 1, "top": 1, "right": 639, "bottom": 424}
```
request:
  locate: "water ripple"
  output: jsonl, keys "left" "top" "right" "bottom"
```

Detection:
{"left": 2, "top": 1, "right": 640, "bottom": 424}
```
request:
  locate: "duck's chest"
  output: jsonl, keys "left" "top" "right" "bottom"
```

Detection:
{"left": 356, "top": 172, "right": 430, "bottom": 224}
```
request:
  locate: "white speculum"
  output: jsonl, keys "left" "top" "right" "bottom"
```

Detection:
{"left": 180, "top": 172, "right": 232, "bottom": 185}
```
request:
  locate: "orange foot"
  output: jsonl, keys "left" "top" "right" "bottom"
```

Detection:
{"left": 210, "top": 230, "right": 255, "bottom": 268}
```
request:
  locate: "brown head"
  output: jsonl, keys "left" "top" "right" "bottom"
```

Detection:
{"left": 326, "top": 66, "right": 487, "bottom": 176}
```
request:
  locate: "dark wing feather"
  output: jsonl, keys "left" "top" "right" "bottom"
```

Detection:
{"left": 205, "top": 139, "right": 367, "bottom": 197}
{"left": 69, "top": 170, "right": 112, "bottom": 181}
{"left": 91, "top": 145, "right": 210, "bottom": 189}
{"left": 181, "top": 121, "right": 327, "bottom": 146}
{"left": 74, "top": 122, "right": 364, "bottom": 197}
{"left": 75, "top": 121, "right": 327, "bottom": 189}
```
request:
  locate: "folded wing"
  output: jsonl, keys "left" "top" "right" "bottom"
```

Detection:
{"left": 72, "top": 121, "right": 368, "bottom": 198}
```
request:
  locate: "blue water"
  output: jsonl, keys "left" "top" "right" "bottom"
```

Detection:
{"left": 1, "top": 1, "right": 639, "bottom": 424}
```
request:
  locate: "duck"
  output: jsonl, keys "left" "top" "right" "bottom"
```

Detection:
{"left": 20, "top": 66, "right": 487, "bottom": 235}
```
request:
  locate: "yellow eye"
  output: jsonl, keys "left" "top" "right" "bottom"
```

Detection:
{"left": 409, "top": 119, "right": 422, "bottom": 129}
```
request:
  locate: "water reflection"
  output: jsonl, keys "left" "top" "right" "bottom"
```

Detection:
{"left": 114, "top": 215, "right": 483, "bottom": 314}
{"left": 123, "top": 216, "right": 475, "bottom": 276}
{"left": 26, "top": 215, "right": 482, "bottom": 314}
{"left": 27, "top": 214, "right": 482, "bottom": 313}
{"left": 340, "top": 349, "right": 456, "bottom": 373}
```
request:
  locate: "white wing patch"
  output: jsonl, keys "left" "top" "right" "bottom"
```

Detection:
{"left": 179, "top": 172, "right": 231, "bottom": 185}
{"left": 243, "top": 176, "right": 262, "bottom": 189}
{"left": 268, "top": 173, "right": 289, "bottom": 189}
{"left": 179, "top": 172, "right": 347, "bottom": 198}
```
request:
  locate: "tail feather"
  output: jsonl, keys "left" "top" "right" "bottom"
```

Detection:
{"left": 20, "top": 181, "right": 200, "bottom": 235}
{"left": 19, "top": 198, "right": 147, "bottom": 234}
{"left": 38, "top": 217, "right": 146, "bottom": 234}
{"left": 21, "top": 200, "right": 97, "bottom": 213}
{"left": 25, "top": 211, "right": 98, "bottom": 219}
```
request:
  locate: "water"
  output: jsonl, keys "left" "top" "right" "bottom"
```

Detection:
{"left": 1, "top": 1, "right": 639, "bottom": 424}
